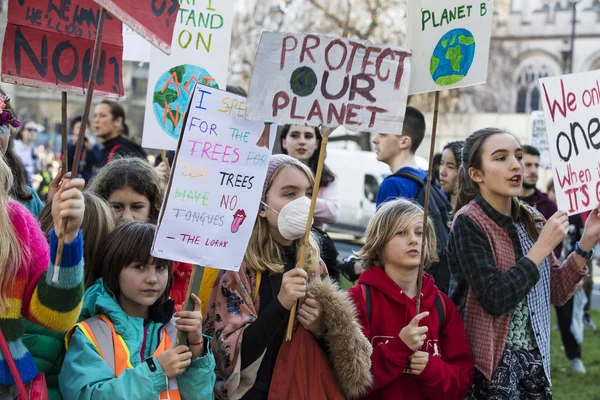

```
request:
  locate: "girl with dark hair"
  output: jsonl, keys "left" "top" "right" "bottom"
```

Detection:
{"left": 94, "top": 99, "right": 146, "bottom": 167}
{"left": 59, "top": 222, "right": 216, "bottom": 400}
{"left": 439, "top": 140, "right": 464, "bottom": 210}
{"left": 88, "top": 157, "right": 192, "bottom": 310}
{"left": 448, "top": 128, "right": 600, "bottom": 399}
{"left": 13, "top": 120, "right": 42, "bottom": 186}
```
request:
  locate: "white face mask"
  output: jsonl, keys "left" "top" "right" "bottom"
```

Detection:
{"left": 262, "top": 196, "right": 312, "bottom": 240}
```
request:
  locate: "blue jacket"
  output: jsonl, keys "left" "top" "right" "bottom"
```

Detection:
{"left": 59, "top": 281, "right": 216, "bottom": 400}
{"left": 376, "top": 167, "right": 428, "bottom": 207}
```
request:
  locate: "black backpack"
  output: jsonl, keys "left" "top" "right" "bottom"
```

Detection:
{"left": 385, "top": 170, "right": 452, "bottom": 293}
{"left": 361, "top": 283, "right": 446, "bottom": 334}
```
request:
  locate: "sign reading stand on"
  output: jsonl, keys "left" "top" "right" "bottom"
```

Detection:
{"left": 152, "top": 84, "right": 276, "bottom": 271}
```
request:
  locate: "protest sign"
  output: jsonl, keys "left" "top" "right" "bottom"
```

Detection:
{"left": 246, "top": 32, "right": 412, "bottom": 134}
{"left": 407, "top": 0, "right": 494, "bottom": 95}
{"left": 152, "top": 84, "right": 275, "bottom": 271}
{"left": 123, "top": 25, "right": 151, "bottom": 62}
{"left": 539, "top": 70, "right": 600, "bottom": 215}
{"left": 142, "top": 0, "right": 233, "bottom": 151}
{"left": 1, "top": 0, "right": 124, "bottom": 97}
{"left": 530, "top": 111, "right": 552, "bottom": 169}
{"left": 92, "top": 0, "right": 179, "bottom": 54}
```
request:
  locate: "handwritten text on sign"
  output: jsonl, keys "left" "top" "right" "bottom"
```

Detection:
{"left": 92, "top": 0, "right": 179, "bottom": 54}
{"left": 539, "top": 71, "right": 600, "bottom": 215}
{"left": 142, "top": 0, "right": 233, "bottom": 151}
{"left": 152, "top": 85, "right": 275, "bottom": 271}
{"left": 407, "top": 0, "right": 494, "bottom": 95}
{"left": 246, "top": 32, "right": 412, "bottom": 134}
{"left": 1, "top": 0, "right": 124, "bottom": 97}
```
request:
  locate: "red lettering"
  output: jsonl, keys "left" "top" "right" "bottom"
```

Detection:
{"left": 361, "top": 46, "right": 380, "bottom": 75}
{"left": 345, "top": 104, "right": 363, "bottom": 126}
{"left": 393, "top": 50, "right": 409, "bottom": 90}
{"left": 307, "top": 100, "right": 324, "bottom": 123}
{"left": 327, "top": 103, "right": 346, "bottom": 125}
{"left": 375, "top": 49, "right": 394, "bottom": 81}
{"left": 346, "top": 41, "right": 365, "bottom": 74}
{"left": 324, "top": 39, "right": 347, "bottom": 70}
{"left": 300, "top": 34, "right": 320, "bottom": 64}
{"left": 290, "top": 97, "right": 305, "bottom": 120}
{"left": 280, "top": 35, "right": 298, "bottom": 70}
{"left": 272, "top": 91, "right": 289, "bottom": 117}
{"left": 365, "top": 106, "right": 387, "bottom": 128}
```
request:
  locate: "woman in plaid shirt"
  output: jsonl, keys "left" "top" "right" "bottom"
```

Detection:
{"left": 447, "top": 128, "right": 600, "bottom": 399}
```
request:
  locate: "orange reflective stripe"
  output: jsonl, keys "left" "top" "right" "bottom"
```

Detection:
{"left": 98, "top": 315, "right": 133, "bottom": 375}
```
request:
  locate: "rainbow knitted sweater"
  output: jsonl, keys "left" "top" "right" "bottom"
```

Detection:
{"left": 0, "top": 202, "right": 84, "bottom": 385}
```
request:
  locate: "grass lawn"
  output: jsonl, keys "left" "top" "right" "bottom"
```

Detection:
{"left": 551, "top": 308, "right": 600, "bottom": 399}
{"left": 340, "top": 275, "right": 599, "bottom": 398}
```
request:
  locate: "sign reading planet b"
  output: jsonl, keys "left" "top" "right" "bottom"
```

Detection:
{"left": 430, "top": 28, "right": 475, "bottom": 86}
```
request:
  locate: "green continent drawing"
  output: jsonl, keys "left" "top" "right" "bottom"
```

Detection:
{"left": 430, "top": 28, "right": 476, "bottom": 86}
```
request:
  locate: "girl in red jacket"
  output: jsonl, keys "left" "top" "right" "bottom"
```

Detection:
{"left": 349, "top": 198, "right": 474, "bottom": 400}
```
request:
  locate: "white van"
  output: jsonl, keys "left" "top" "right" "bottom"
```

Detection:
{"left": 325, "top": 148, "right": 429, "bottom": 237}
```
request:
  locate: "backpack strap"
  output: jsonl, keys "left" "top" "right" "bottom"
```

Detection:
{"left": 390, "top": 169, "right": 425, "bottom": 187}
{"left": 361, "top": 284, "right": 372, "bottom": 326}
{"left": 434, "top": 293, "right": 446, "bottom": 335}
{"left": 107, "top": 144, "right": 122, "bottom": 164}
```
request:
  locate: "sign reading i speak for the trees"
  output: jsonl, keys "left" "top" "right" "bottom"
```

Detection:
{"left": 539, "top": 70, "right": 600, "bottom": 216}
{"left": 152, "top": 84, "right": 275, "bottom": 271}
{"left": 407, "top": 0, "right": 494, "bottom": 95}
{"left": 92, "top": 0, "right": 179, "bottom": 54}
{"left": 246, "top": 32, "right": 412, "bottom": 134}
{"left": 142, "top": 0, "right": 234, "bottom": 151}
{"left": 1, "top": 0, "right": 124, "bottom": 97}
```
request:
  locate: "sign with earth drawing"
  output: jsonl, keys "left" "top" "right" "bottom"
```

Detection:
{"left": 407, "top": 0, "right": 494, "bottom": 95}
{"left": 246, "top": 32, "right": 412, "bottom": 134}
{"left": 142, "top": 0, "right": 234, "bottom": 150}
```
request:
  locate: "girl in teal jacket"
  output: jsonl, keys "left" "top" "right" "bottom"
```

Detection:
{"left": 59, "top": 222, "right": 216, "bottom": 400}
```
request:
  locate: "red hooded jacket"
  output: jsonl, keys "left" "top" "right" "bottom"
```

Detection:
{"left": 348, "top": 268, "right": 474, "bottom": 400}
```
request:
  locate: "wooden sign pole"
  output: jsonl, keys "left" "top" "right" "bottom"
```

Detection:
{"left": 285, "top": 128, "right": 332, "bottom": 341}
{"left": 415, "top": 91, "right": 440, "bottom": 314}
{"left": 52, "top": 8, "right": 107, "bottom": 284}
{"left": 177, "top": 266, "right": 205, "bottom": 345}
{"left": 61, "top": 92, "right": 68, "bottom": 174}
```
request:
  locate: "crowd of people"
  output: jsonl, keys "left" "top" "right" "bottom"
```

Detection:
{"left": 0, "top": 83, "right": 599, "bottom": 400}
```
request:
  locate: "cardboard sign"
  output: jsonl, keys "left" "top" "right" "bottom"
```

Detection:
{"left": 92, "top": 0, "right": 179, "bottom": 54}
{"left": 530, "top": 111, "right": 552, "bottom": 169}
{"left": 122, "top": 25, "right": 151, "bottom": 62}
{"left": 142, "top": 0, "right": 233, "bottom": 150}
{"left": 152, "top": 84, "right": 276, "bottom": 271}
{"left": 407, "top": 0, "right": 494, "bottom": 95}
{"left": 1, "top": 0, "right": 124, "bottom": 97}
{"left": 539, "top": 70, "right": 600, "bottom": 215}
{"left": 246, "top": 32, "right": 412, "bottom": 134}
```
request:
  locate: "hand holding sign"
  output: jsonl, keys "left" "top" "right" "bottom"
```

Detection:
{"left": 580, "top": 204, "right": 600, "bottom": 253}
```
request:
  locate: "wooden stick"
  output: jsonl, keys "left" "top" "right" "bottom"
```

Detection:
{"left": 61, "top": 92, "right": 68, "bottom": 174}
{"left": 177, "top": 266, "right": 205, "bottom": 346}
{"left": 285, "top": 129, "right": 332, "bottom": 341}
{"left": 52, "top": 8, "right": 106, "bottom": 284}
{"left": 161, "top": 149, "right": 167, "bottom": 164}
{"left": 415, "top": 91, "right": 440, "bottom": 314}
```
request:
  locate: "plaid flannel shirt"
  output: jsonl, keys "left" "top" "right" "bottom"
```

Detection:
{"left": 448, "top": 195, "right": 587, "bottom": 381}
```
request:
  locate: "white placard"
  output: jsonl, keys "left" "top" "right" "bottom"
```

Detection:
{"left": 122, "top": 25, "right": 151, "bottom": 62}
{"left": 408, "top": 0, "right": 494, "bottom": 95}
{"left": 142, "top": 1, "right": 234, "bottom": 150}
{"left": 152, "top": 85, "right": 276, "bottom": 271}
{"left": 246, "top": 32, "right": 412, "bottom": 134}
{"left": 539, "top": 70, "right": 600, "bottom": 215}
{"left": 530, "top": 111, "right": 552, "bottom": 169}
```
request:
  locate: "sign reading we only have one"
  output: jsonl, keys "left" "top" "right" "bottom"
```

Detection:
{"left": 540, "top": 70, "right": 600, "bottom": 215}
{"left": 152, "top": 85, "right": 275, "bottom": 271}
{"left": 142, "top": 0, "right": 233, "bottom": 151}
{"left": 247, "top": 32, "right": 412, "bottom": 134}
{"left": 1, "top": 0, "right": 124, "bottom": 97}
{"left": 407, "top": 0, "right": 493, "bottom": 95}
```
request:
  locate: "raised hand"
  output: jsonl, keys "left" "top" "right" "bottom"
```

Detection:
{"left": 399, "top": 312, "right": 429, "bottom": 351}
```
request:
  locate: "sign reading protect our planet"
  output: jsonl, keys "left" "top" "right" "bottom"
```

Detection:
{"left": 408, "top": 0, "right": 494, "bottom": 95}
{"left": 246, "top": 32, "right": 412, "bottom": 134}
{"left": 142, "top": 0, "right": 233, "bottom": 151}
{"left": 152, "top": 84, "right": 276, "bottom": 271}
{"left": 539, "top": 70, "right": 600, "bottom": 216}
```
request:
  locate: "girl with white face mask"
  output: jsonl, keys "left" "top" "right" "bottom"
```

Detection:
{"left": 204, "top": 155, "right": 372, "bottom": 400}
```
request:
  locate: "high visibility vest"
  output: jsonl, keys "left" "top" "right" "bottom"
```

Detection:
{"left": 69, "top": 315, "right": 181, "bottom": 400}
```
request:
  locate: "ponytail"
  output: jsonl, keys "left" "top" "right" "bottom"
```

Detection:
{"left": 513, "top": 198, "right": 543, "bottom": 241}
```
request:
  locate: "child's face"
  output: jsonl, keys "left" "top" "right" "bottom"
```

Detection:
{"left": 383, "top": 217, "right": 424, "bottom": 270}
{"left": 118, "top": 260, "right": 169, "bottom": 316}
{"left": 439, "top": 148, "right": 458, "bottom": 195}
{"left": 470, "top": 133, "right": 524, "bottom": 201}
{"left": 372, "top": 133, "right": 407, "bottom": 165}
{"left": 282, "top": 125, "right": 318, "bottom": 162}
{"left": 108, "top": 185, "right": 151, "bottom": 223}
{"left": 259, "top": 166, "right": 312, "bottom": 244}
